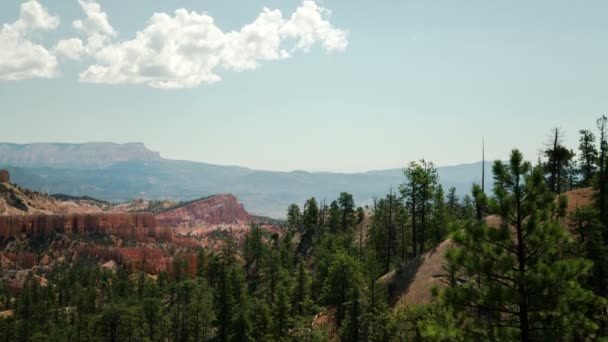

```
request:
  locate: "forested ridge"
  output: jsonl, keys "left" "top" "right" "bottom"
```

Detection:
{"left": 1, "top": 116, "right": 608, "bottom": 341}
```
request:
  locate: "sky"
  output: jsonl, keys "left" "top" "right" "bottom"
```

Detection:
{"left": 0, "top": 0, "right": 607, "bottom": 172}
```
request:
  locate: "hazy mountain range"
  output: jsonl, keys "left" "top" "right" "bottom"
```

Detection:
{"left": 0, "top": 143, "right": 491, "bottom": 218}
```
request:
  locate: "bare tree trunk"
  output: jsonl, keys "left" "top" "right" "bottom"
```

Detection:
{"left": 515, "top": 173, "right": 530, "bottom": 342}
{"left": 419, "top": 194, "right": 426, "bottom": 256}
{"left": 411, "top": 183, "right": 417, "bottom": 258}
{"left": 386, "top": 189, "right": 393, "bottom": 273}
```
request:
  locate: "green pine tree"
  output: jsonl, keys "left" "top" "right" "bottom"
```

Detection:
{"left": 439, "top": 149, "right": 602, "bottom": 341}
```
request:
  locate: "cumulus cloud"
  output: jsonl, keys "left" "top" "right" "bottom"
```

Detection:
{"left": 54, "top": 38, "right": 84, "bottom": 60}
{"left": 79, "top": 0, "right": 349, "bottom": 89}
{"left": 0, "top": 0, "right": 59, "bottom": 80}
{"left": 0, "top": 0, "right": 348, "bottom": 87}
{"left": 281, "top": 1, "right": 348, "bottom": 52}
{"left": 73, "top": 0, "right": 116, "bottom": 37}
{"left": 12, "top": 0, "right": 59, "bottom": 33}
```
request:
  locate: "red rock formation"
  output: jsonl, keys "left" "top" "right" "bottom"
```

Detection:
{"left": 118, "top": 247, "right": 168, "bottom": 274}
{"left": 0, "top": 212, "right": 165, "bottom": 242}
{"left": 1, "top": 252, "right": 35, "bottom": 268}
{"left": 156, "top": 194, "right": 251, "bottom": 228}
{"left": 0, "top": 170, "right": 9, "bottom": 183}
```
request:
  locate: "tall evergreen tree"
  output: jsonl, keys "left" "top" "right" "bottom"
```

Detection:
{"left": 272, "top": 277, "right": 293, "bottom": 340}
{"left": 430, "top": 184, "right": 448, "bottom": 245}
{"left": 544, "top": 128, "right": 575, "bottom": 194}
{"left": 328, "top": 200, "right": 341, "bottom": 233}
{"left": 302, "top": 197, "right": 319, "bottom": 228}
{"left": 401, "top": 160, "right": 438, "bottom": 256}
{"left": 597, "top": 115, "right": 608, "bottom": 226}
{"left": 578, "top": 129, "right": 598, "bottom": 187}
{"left": 446, "top": 186, "right": 460, "bottom": 219}
{"left": 189, "top": 280, "right": 215, "bottom": 342}
{"left": 321, "top": 251, "right": 362, "bottom": 328}
{"left": 286, "top": 204, "right": 302, "bottom": 230}
{"left": 294, "top": 259, "right": 311, "bottom": 316}
{"left": 338, "top": 192, "right": 356, "bottom": 231}
{"left": 439, "top": 150, "right": 600, "bottom": 341}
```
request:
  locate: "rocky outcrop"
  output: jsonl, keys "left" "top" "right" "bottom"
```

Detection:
{"left": 156, "top": 194, "right": 252, "bottom": 228}
{"left": 117, "top": 247, "right": 169, "bottom": 274}
{"left": 0, "top": 213, "right": 170, "bottom": 242}
{"left": 114, "top": 248, "right": 198, "bottom": 277}
{"left": 0, "top": 170, "right": 9, "bottom": 183}
{"left": 1, "top": 252, "right": 36, "bottom": 269}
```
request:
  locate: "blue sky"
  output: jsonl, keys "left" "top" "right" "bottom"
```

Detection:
{"left": 0, "top": 0, "right": 606, "bottom": 172}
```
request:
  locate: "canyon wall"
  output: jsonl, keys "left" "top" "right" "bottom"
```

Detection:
{"left": 0, "top": 212, "right": 170, "bottom": 242}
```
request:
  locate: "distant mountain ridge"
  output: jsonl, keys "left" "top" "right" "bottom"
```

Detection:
{"left": 0, "top": 143, "right": 492, "bottom": 218}
{"left": 0, "top": 142, "right": 161, "bottom": 169}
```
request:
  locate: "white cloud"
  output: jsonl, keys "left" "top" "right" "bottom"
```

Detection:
{"left": 281, "top": 1, "right": 348, "bottom": 52}
{"left": 12, "top": 0, "right": 59, "bottom": 33}
{"left": 0, "top": 0, "right": 348, "bottom": 87}
{"left": 73, "top": 0, "right": 116, "bottom": 37}
{"left": 54, "top": 38, "right": 84, "bottom": 60}
{"left": 79, "top": 0, "right": 349, "bottom": 89}
{"left": 0, "top": 0, "right": 59, "bottom": 80}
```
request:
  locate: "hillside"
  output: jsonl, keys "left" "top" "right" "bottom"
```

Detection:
{"left": 0, "top": 178, "right": 103, "bottom": 216}
{"left": 0, "top": 142, "right": 492, "bottom": 218}
{"left": 384, "top": 187, "right": 596, "bottom": 308}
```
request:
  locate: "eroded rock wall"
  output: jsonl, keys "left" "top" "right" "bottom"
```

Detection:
{"left": 0, "top": 212, "right": 168, "bottom": 242}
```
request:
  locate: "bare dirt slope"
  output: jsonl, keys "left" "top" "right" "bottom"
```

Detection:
{"left": 563, "top": 187, "right": 593, "bottom": 213}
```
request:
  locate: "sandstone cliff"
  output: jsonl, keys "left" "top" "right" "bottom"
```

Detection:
{"left": 156, "top": 194, "right": 252, "bottom": 228}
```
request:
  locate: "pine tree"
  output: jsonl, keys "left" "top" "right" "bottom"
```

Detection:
{"left": 229, "top": 267, "right": 252, "bottom": 342}
{"left": 215, "top": 242, "right": 239, "bottom": 342}
{"left": 250, "top": 298, "right": 272, "bottom": 342}
{"left": 597, "top": 115, "right": 608, "bottom": 226}
{"left": 431, "top": 184, "right": 448, "bottom": 245}
{"left": 544, "top": 128, "right": 575, "bottom": 194}
{"left": 321, "top": 251, "right": 362, "bottom": 328}
{"left": 338, "top": 192, "right": 356, "bottom": 231}
{"left": 328, "top": 200, "right": 341, "bottom": 233}
{"left": 439, "top": 150, "right": 601, "bottom": 341}
{"left": 287, "top": 204, "right": 302, "bottom": 230}
{"left": 303, "top": 197, "right": 319, "bottom": 228}
{"left": 294, "top": 260, "right": 311, "bottom": 315}
{"left": 578, "top": 130, "right": 598, "bottom": 188}
{"left": 340, "top": 285, "right": 362, "bottom": 342}
{"left": 459, "top": 194, "right": 476, "bottom": 220}
{"left": 401, "top": 160, "right": 439, "bottom": 256}
{"left": 272, "top": 278, "right": 292, "bottom": 340}
{"left": 189, "top": 279, "right": 215, "bottom": 342}
{"left": 446, "top": 186, "right": 460, "bottom": 220}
